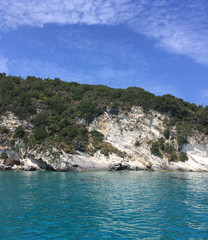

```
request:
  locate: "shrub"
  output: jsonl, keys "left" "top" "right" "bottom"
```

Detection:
{"left": 0, "top": 127, "right": 9, "bottom": 134}
{"left": 135, "top": 140, "right": 141, "bottom": 147}
{"left": 164, "top": 128, "right": 170, "bottom": 139}
{"left": 170, "top": 153, "right": 178, "bottom": 162}
{"left": 164, "top": 144, "right": 175, "bottom": 155}
{"left": 158, "top": 137, "right": 165, "bottom": 150}
{"left": 90, "top": 130, "right": 103, "bottom": 148}
{"left": 32, "top": 111, "right": 49, "bottom": 127}
{"left": 14, "top": 126, "right": 26, "bottom": 139}
{"left": 0, "top": 152, "right": 8, "bottom": 160}
{"left": 150, "top": 141, "right": 163, "bottom": 158}
{"left": 73, "top": 139, "right": 86, "bottom": 152}
{"left": 77, "top": 99, "right": 103, "bottom": 123}
{"left": 34, "top": 125, "right": 47, "bottom": 141}
{"left": 10, "top": 139, "right": 15, "bottom": 147}
{"left": 99, "top": 142, "right": 125, "bottom": 157}
{"left": 15, "top": 144, "right": 19, "bottom": 153}
{"left": 180, "top": 152, "right": 189, "bottom": 162}
{"left": 177, "top": 134, "right": 188, "bottom": 151}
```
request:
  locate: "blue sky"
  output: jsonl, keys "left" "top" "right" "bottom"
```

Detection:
{"left": 0, "top": 0, "right": 208, "bottom": 105}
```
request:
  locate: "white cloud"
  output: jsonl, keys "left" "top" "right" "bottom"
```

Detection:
{"left": 0, "top": 0, "right": 208, "bottom": 65}
{"left": 0, "top": 55, "right": 8, "bottom": 73}
{"left": 130, "top": 0, "right": 208, "bottom": 65}
{"left": 0, "top": 0, "right": 137, "bottom": 29}
{"left": 54, "top": 27, "right": 149, "bottom": 70}
{"left": 197, "top": 89, "right": 208, "bottom": 106}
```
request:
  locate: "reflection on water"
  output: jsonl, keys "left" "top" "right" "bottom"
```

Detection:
{"left": 0, "top": 171, "right": 208, "bottom": 239}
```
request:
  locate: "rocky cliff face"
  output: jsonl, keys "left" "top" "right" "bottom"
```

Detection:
{"left": 1, "top": 108, "right": 208, "bottom": 172}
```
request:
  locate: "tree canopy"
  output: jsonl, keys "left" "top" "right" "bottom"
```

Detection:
{"left": 0, "top": 73, "right": 208, "bottom": 153}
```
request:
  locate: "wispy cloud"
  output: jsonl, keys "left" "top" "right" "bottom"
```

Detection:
{"left": 0, "top": 0, "right": 137, "bottom": 29}
{"left": 130, "top": 0, "right": 208, "bottom": 65}
{"left": 0, "top": 0, "right": 208, "bottom": 65}
{"left": 197, "top": 89, "right": 208, "bottom": 106}
{"left": 54, "top": 27, "right": 149, "bottom": 70}
{"left": 0, "top": 54, "right": 8, "bottom": 73}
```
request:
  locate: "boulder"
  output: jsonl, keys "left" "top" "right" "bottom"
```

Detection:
{"left": 4, "top": 155, "right": 20, "bottom": 166}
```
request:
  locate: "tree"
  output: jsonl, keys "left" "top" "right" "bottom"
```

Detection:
{"left": 164, "top": 128, "right": 170, "bottom": 139}
{"left": 0, "top": 127, "right": 9, "bottom": 135}
{"left": 180, "top": 152, "right": 188, "bottom": 162}
{"left": 34, "top": 125, "right": 47, "bottom": 141}
{"left": 14, "top": 126, "right": 26, "bottom": 139}
{"left": 0, "top": 152, "right": 8, "bottom": 160}
{"left": 77, "top": 99, "right": 103, "bottom": 123}
{"left": 32, "top": 111, "right": 49, "bottom": 127}
{"left": 150, "top": 141, "right": 163, "bottom": 158}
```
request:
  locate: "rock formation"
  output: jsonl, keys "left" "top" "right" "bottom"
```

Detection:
{"left": 0, "top": 108, "right": 208, "bottom": 172}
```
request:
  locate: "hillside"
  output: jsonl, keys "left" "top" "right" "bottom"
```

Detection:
{"left": 0, "top": 73, "right": 208, "bottom": 171}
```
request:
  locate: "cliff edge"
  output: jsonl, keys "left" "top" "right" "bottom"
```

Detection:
{"left": 1, "top": 108, "right": 208, "bottom": 172}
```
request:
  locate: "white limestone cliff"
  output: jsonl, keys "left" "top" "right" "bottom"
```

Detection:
{"left": 1, "top": 109, "right": 208, "bottom": 171}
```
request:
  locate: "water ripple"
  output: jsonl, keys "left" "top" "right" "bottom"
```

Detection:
{"left": 0, "top": 171, "right": 208, "bottom": 239}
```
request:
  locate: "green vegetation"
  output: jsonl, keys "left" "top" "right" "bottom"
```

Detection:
{"left": 0, "top": 126, "right": 9, "bottom": 135}
{"left": 99, "top": 142, "right": 122, "bottom": 157}
{"left": 164, "top": 128, "right": 170, "bottom": 139}
{"left": 89, "top": 130, "right": 125, "bottom": 157}
{"left": 0, "top": 151, "right": 8, "bottom": 160}
{"left": 164, "top": 143, "right": 175, "bottom": 155}
{"left": 77, "top": 99, "right": 103, "bottom": 123}
{"left": 180, "top": 152, "right": 189, "bottom": 162}
{"left": 90, "top": 130, "right": 104, "bottom": 149}
{"left": 151, "top": 138, "right": 189, "bottom": 162}
{"left": 34, "top": 125, "right": 47, "bottom": 141}
{"left": 14, "top": 126, "right": 26, "bottom": 139}
{"left": 170, "top": 153, "right": 178, "bottom": 162}
{"left": 0, "top": 73, "right": 208, "bottom": 157}
{"left": 150, "top": 141, "right": 163, "bottom": 158}
{"left": 134, "top": 140, "right": 141, "bottom": 147}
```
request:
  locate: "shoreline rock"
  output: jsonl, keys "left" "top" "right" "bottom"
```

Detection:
{"left": 1, "top": 108, "right": 208, "bottom": 172}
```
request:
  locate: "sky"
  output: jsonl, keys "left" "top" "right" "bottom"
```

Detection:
{"left": 0, "top": 0, "right": 208, "bottom": 105}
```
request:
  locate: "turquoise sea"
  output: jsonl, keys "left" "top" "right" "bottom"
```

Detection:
{"left": 0, "top": 171, "right": 208, "bottom": 239}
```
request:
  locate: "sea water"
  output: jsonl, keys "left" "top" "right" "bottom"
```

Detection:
{"left": 0, "top": 171, "right": 208, "bottom": 239}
